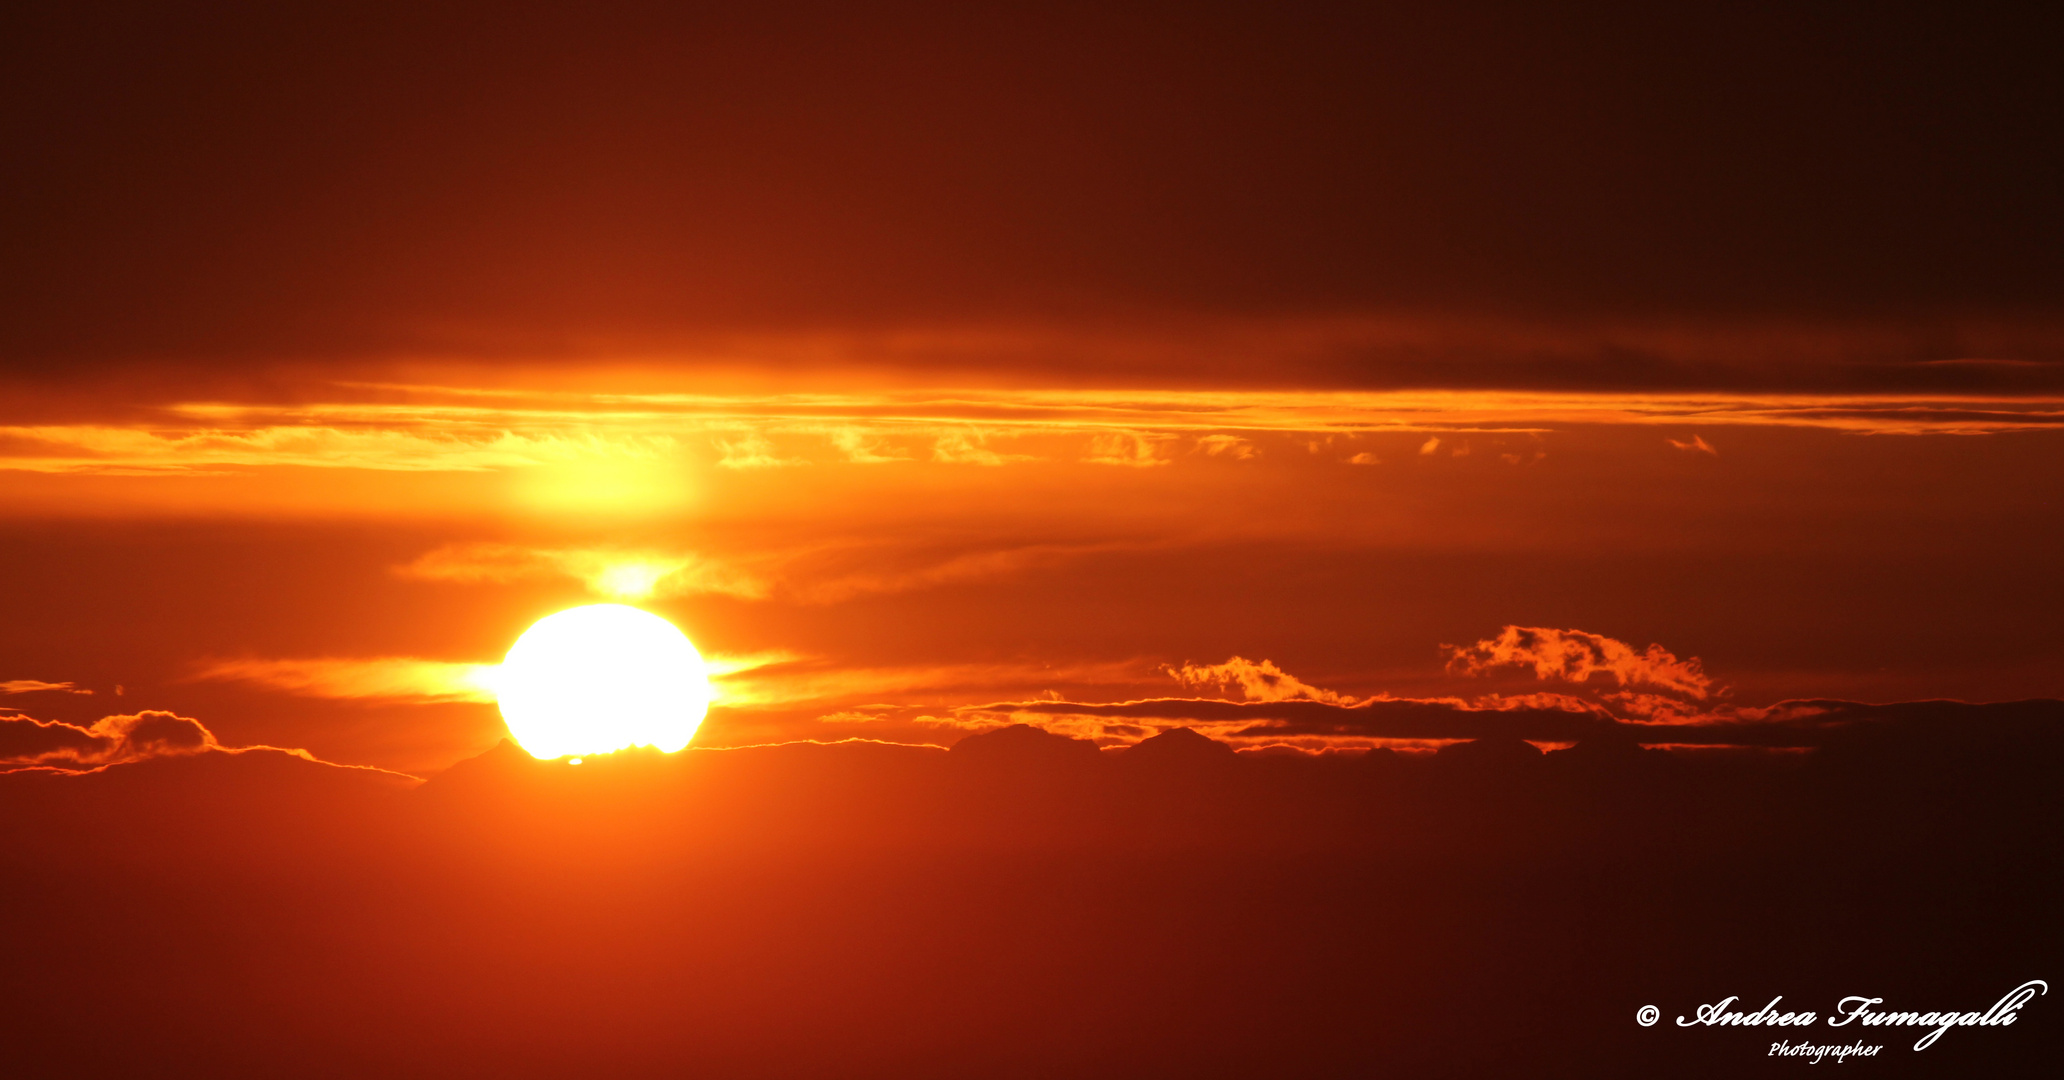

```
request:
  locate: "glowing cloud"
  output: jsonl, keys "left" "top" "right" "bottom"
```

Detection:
{"left": 397, "top": 543, "right": 770, "bottom": 601}
{"left": 193, "top": 657, "right": 502, "bottom": 703}
{"left": 932, "top": 430, "right": 1013, "bottom": 465}
{"left": 714, "top": 433, "right": 805, "bottom": 469}
{"left": 1, "top": 680, "right": 92, "bottom": 695}
{"left": 0, "top": 710, "right": 218, "bottom": 770}
{"left": 1194, "top": 434, "right": 1259, "bottom": 460}
{"left": 1443, "top": 626, "right": 1715, "bottom": 699}
{"left": 1163, "top": 656, "right": 1367, "bottom": 706}
{"left": 1083, "top": 432, "right": 1169, "bottom": 467}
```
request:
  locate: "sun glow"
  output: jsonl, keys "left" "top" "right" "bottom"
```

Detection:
{"left": 496, "top": 604, "right": 711, "bottom": 759}
{"left": 593, "top": 559, "right": 679, "bottom": 599}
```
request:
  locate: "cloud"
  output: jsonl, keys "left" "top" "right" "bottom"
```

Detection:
{"left": 1194, "top": 434, "right": 1258, "bottom": 460}
{"left": 932, "top": 431, "right": 1018, "bottom": 465}
{"left": 943, "top": 692, "right": 1980, "bottom": 750}
{"left": 702, "top": 650, "right": 807, "bottom": 680}
{"left": 829, "top": 428, "right": 911, "bottom": 463}
{"left": 815, "top": 710, "right": 891, "bottom": 725}
{"left": 903, "top": 651, "right": 1855, "bottom": 750}
{"left": 1, "top": 710, "right": 218, "bottom": 770}
{"left": 0, "top": 420, "right": 682, "bottom": 475}
{"left": 714, "top": 433, "right": 805, "bottom": 468}
{"left": 1669, "top": 434, "right": 1718, "bottom": 454}
{"left": 1083, "top": 432, "right": 1169, "bottom": 467}
{"left": 1, "top": 680, "right": 92, "bottom": 695}
{"left": 402, "top": 537, "right": 1132, "bottom": 608}
{"left": 10, "top": 373, "right": 2064, "bottom": 484}
{"left": 397, "top": 543, "right": 770, "bottom": 601}
{"left": 1443, "top": 626, "right": 1715, "bottom": 699}
{"left": 952, "top": 696, "right": 1609, "bottom": 747}
{"left": 779, "top": 541, "right": 1122, "bottom": 604}
{"left": 191, "top": 649, "right": 800, "bottom": 709}
{"left": 720, "top": 658, "right": 1144, "bottom": 709}
{"left": 1347, "top": 452, "right": 1380, "bottom": 465}
{"left": 744, "top": 651, "right": 2060, "bottom": 756}
{"left": 1163, "top": 656, "right": 1365, "bottom": 706}
{"left": 192, "top": 657, "right": 501, "bottom": 703}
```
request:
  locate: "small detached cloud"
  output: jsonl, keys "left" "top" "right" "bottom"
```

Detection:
{"left": 1164, "top": 656, "right": 1366, "bottom": 707}
{"left": 714, "top": 433, "right": 806, "bottom": 468}
{"left": 828, "top": 428, "right": 911, "bottom": 464}
{"left": 1669, "top": 434, "right": 1718, "bottom": 454}
{"left": 932, "top": 430, "right": 1028, "bottom": 465}
{"left": 1083, "top": 432, "right": 1169, "bottom": 467}
{"left": 1194, "top": 434, "right": 1258, "bottom": 460}
{"left": 1443, "top": 626, "right": 1715, "bottom": 700}
{"left": 2, "top": 680, "right": 93, "bottom": 695}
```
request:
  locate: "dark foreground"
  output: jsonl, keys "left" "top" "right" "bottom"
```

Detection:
{"left": 4, "top": 708, "right": 2059, "bottom": 1078}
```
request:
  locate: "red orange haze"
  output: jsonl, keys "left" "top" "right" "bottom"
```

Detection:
{"left": 2, "top": 5, "right": 2059, "bottom": 1077}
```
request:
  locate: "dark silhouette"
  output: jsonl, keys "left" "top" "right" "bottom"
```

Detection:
{"left": 2, "top": 703, "right": 2059, "bottom": 1078}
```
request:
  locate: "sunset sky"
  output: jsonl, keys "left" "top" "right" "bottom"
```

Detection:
{"left": 5, "top": 3, "right": 2062, "bottom": 776}
{"left": 5, "top": 7, "right": 2061, "bottom": 1078}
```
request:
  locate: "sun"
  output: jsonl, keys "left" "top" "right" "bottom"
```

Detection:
{"left": 496, "top": 604, "right": 711, "bottom": 759}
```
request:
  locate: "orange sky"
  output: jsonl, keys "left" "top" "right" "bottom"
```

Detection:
{"left": 3, "top": 4, "right": 2062, "bottom": 775}
{"left": 4, "top": 11, "right": 2062, "bottom": 1079}
{"left": 3, "top": 353, "right": 2059, "bottom": 773}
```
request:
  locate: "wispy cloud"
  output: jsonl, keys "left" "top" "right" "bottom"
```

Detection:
{"left": 714, "top": 432, "right": 806, "bottom": 468}
{"left": 932, "top": 430, "right": 1026, "bottom": 465}
{"left": 192, "top": 657, "right": 503, "bottom": 703}
{"left": 718, "top": 658, "right": 1146, "bottom": 709}
{"left": 7, "top": 381, "right": 2062, "bottom": 478}
{"left": 939, "top": 693, "right": 1962, "bottom": 751}
{"left": 1194, "top": 434, "right": 1258, "bottom": 460}
{"left": 397, "top": 543, "right": 771, "bottom": 601}
{"left": 0, "top": 421, "right": 682, "bottom": 475}
{"left": 396, "top": 538, "right": 1130, "bottom": 606}
{"left": 1, "top": 710, "right": 218, "bottom": 770}
{"left": 1083, "top": 432, "right": 1169, "bottom": 467}
{"left": 190, "top": 650, "right": 805, "bottom": 708}
{"left": 783, "top": 542, "right": 1132, "bottom": 605}
{"left": 828, "top": 428, "right": 912, "bottom": 463}
{"left": 1, "top": 680, "right": 92, "bottom": 695}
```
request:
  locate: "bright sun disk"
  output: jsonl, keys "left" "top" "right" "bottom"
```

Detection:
{"left": 496, "top": 604, "right": 711, "bottom": 759}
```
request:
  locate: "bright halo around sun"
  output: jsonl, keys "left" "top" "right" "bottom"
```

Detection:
{"left": 496, "top": 604, "right": 711, "bottom": 759}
